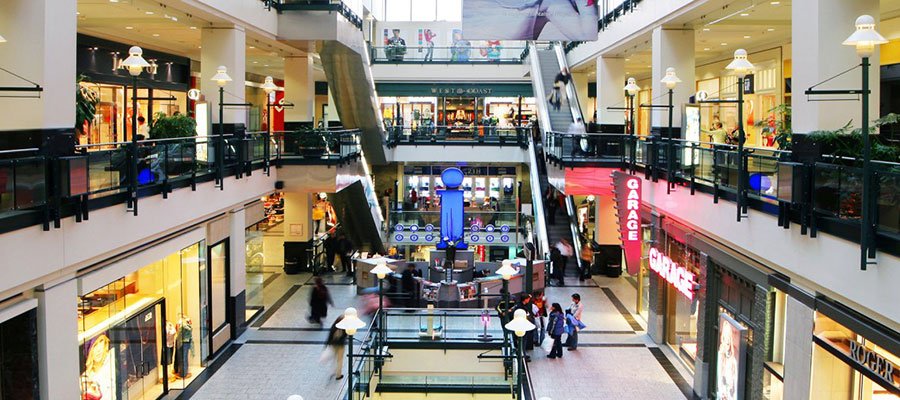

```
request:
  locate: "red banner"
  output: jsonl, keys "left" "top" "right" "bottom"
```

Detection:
{"left": 613, "top": 171, "right": 642, "bottom": 275}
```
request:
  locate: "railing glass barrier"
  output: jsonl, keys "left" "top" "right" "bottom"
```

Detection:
{"left": 371, "top": 46, "right": 527, "bottom": 63}
{"left": 386, "top": 126, "right": 528, "bottom": 147}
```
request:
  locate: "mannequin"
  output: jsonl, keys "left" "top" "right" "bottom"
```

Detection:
{"left": 173, "top": 315, "right": 194, "bottom": 379}
{"left": 164, "top": 321, "right": 176, "bottom": 380}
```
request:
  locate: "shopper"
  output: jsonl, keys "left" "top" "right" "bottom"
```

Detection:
{"left": 325, "top": 314, "right": 347, "bottom": 380}
{"left": 556, "top": 239, "right": 574, "bottom": 284}
{"left": 337, "top": 233, "right": 354, "bottom": 276}
{"left": 550, "top": 247, "right": 563, "bottom": 286}
{"left": 550, "top": 68, "right": 571, "bottom": 111}
{"left": 547, "top": 303, "right": 565, "bottom": 359}
{"left": 566, "top": 293, "right": 585, "bottom": 350}
{"left": 579, "top": 241, "right": 593, "bottom": 282}
{"left": 532, "top": 290, "right": 547, "bottom": 346}
{"left": 324, "top": 233, "right": 337, "bottom": 272}
{"left": 308, "top": 277, "right": 333, "bottom": 324}
{"left": 545, "top": 188, "right": 557, "bottom": 225}
{"left": 508, "top": 294, "right": 536, "bottom": 361}
{"left": 401, "top": 263, "right": 418, "bottom": 308}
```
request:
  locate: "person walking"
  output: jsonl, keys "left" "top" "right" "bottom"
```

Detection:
{"left": 550, "top": 247, "right": 563, "bottom": 286}
{"left": 401, "top": 263, "right": 418, "bottom": 308}
{"left": 509, "top": 294, "right": 536, "bottom": 361}
{"left": 308, "top": 277, "right": 333, "bottom": 324}
{"left": 547, "top": 303, "right": 565, "bottom": 359}
{"left": 556, "top": 239, "right": 573, "bottom": 284}
{"left": 325, "top": 314, "right": 347, "bottom": 380}
{"left": 545, "top": 188, "right": 558, "bottom": 225}
{"left": 566, "top": 293, "right": 585, "bottom": 350}
{"left": 324, "top": 233, "right": 337, "bottom": 272}
{"left": 567, "top": 117, "right": 587, "bottom": 157}
{"left": 549, "top": 68, "right": 571, "bottom": 111}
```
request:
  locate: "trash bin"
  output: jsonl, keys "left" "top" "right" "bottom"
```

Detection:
{"left": 284, "top": 241, "right": 311, "bottom": 275}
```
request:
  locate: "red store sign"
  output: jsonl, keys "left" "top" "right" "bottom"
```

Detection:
{"left": 648, "top": 247, "right": 696, "bottom": 300}
{"left": 613, "top": 172, "right": 642, "bottom": 275}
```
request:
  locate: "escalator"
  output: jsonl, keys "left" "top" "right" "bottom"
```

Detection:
{"left": 332, "top": 179, "right": 386, "bottom": 255}
{"left": 528, "top": 42, "right": 585, "bottom": 280}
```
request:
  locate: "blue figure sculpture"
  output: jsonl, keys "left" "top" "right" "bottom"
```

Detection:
{"left": 436, "top": 167, "right": 467, "bottom": 250}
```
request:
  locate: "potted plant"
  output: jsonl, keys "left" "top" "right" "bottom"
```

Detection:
{"left": 295, "top": 131, "right": 327, "bottom": 157}
{"left": 75, "top": 75, "right": 99, "bottom": 138}
{"left": 148, "top": 112, "right": 197, "bottom": 175}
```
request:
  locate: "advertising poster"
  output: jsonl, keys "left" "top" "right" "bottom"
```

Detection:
{"left": 683, "top": 105, "right": 701, "bottom": 166}
{"left": 81, "top": 333, "right": 117, "bottom": 400}
{"left": 463, "top": 0, "right": 599, "bottom": 41}
{"left": 717, "top": 313, "right": 748, "bottom": 400}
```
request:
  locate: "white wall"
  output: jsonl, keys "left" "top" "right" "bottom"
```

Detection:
{"left": 187, "top": 0, "right": 279, "bottom": 37}
{"left": 0, "top": 173, "right": 276, "bottom": 299}
{"left": 640, "top": 177, "right": 900, "bottom": 327}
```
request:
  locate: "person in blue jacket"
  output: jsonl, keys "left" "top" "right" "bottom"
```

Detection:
{"left": 546, "top": 303, "right": 566, "bottom": 359}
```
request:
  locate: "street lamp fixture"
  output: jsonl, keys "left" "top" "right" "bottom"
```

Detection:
{"left": 624, "top": 77, "right": 641, "bottom": 170}
{"left": 369, "top": 261, "right": 392, "bottom": 368}
{"left": 504, "top": 309, "right": 536, "bottom": 394}
{"left": 261, "top": 76, "right": 279, "bottom": 175}
{"left": 0, "top": 34, "right": 6, "bottom": 43}
{"left": 843, "top": 15, "right": 886, "bottom": 270}
{"left": 496, "top": 260, "right": 517, "bottom": 312}
{"left": 725, "top": 49, "right": 754, "bottom": 222}
{"left": 336, "top": 307, "right": 367, "bottom": 399}
{"left": 211, "top": 66, "right": 232, "bottom": 189}
{"left": 120, "top": 46, "right": 150, "bottom": 216}
{"left": 660, "top": 67, "right": 681, "bottom": 194}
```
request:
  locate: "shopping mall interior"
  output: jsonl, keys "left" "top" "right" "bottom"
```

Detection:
{"left": 0, "top": 0, "right": 898, "bottom": 399}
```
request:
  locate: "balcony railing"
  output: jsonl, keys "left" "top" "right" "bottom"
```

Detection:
{"left": 0, "top": 129, "right": 363, "bottom": 234}
{"left": 543, "top": 131, "right": 900, "bottom": 263}
{"left": 564, "top": 0, "right": 645, "bottom": 54}
{"left": 386, "top": 126, "right": 529, "bottom": 148}
{"left": 371, "top": 46, "right": 527, "bottom": 64}
{"left": 263, "top": 0, "right": 363, "bottom": 30}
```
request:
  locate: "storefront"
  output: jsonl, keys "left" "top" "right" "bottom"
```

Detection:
{"left": 375, "top": 82, "right": 535, "bottom": 128}
{"left": 245, "top": 192, "right": 285, "bottom": 322}
{"left": 0, "top": 304, "right": 39, "bottom": 399}
{"left": 400, "top": 164, "right": 519, "bottom": 211}
{"left": 76, "top": 237, "right": 232, "bottom": 399}
{"left": 76, "top": 34, "right": 191, "bottom": 145}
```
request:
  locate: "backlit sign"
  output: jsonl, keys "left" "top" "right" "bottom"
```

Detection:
{"left": 648, "top": 248, "right": 696, "bottom": 300}
{"left": 614, "top": 172, "right": 642, "bottom": 275}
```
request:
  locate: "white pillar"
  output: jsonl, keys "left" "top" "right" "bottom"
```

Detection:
{"left": 284, "top": 191, "right": 312, "bottom": 242}
{"left": 285, "top": 55, "right": 315, "bottom": 123}
{"left": 792, "top": 0, "right": 880, "bottom": 133}
{"left": 201, "top": 27, "right": 247, "bottom": 126}
{"left": 651, "top": 27, "right": 695, "bottom": 134}
{"left": 35, "top": 279, "right": 80, "bottom": 399}
{"left": 0, "top": 0, "right": 76, "bottom": 132}
{"left": 597, "top": 56, "right": 626, "bottom": 126}
{"left": 594, "top": 195, "right": 619, "bottom": 246}
{"left": 783, "top": 296, "right": 815, "bottom": 400}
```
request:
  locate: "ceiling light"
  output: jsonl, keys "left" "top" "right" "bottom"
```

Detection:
{"left": 152, "top": 34, "right": 160, "bottom": 37}
{"left": 264, "top": 64, "right": 269, "bottom": 67}
{"left": 76, "top": 11, "right": 80, "bottom": 15}
{"left": 704, "top": 48, "right": 711, "bottom": 51}
{"left": 744, "top": 35, "right": 751, "bottom": 39}
{"left": 170, "top": 16, "right": 177, "bottom": 22}
{"left": 125, "top": 26, "right": 134, "bottom": 30}
{"left": 740, "top": 13, "right": 749, "bottom": 16}
{"left": 109, "top": 0, "right": 118, "bottom": 2}
{"left": 703, "top": 28, "right": 710, "bottom": 32}
{"left": 190, "top": 26, "right": 198, "bottom": 30}
{"left": 253, "top": 61, "right": 258, "bottom": 64}
{"left": 625, "top": 58, "right": 630, "bottom": 61}
{"left": 145, "top": 11, "right": 154, "bottom": 15}
{"left": 249, "top": 46, "right": 256, "bottom": 49}
{"left": 770, "top": 1, "right": 780, "bottom": 4}
{"left": 767, "top": 28, "right": 775, "bottom": 32}
{"left": 721, "top": 42, "right": 728, "bottom": 46}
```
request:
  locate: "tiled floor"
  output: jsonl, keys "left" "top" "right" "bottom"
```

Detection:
{"left": 184, "top": 271, "right": 693, "bottom": 400}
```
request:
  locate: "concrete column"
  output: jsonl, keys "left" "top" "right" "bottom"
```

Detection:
{"left": 573, "top": 72, "right": 591, "bottom": 120}
{"left": 594, "top": 195, "right": 619, "bottom": 246}
{"left": 284, "top": 191, "right": 312, "bottom": 242}
{"left": 651, "top": 27, "right": 695, "bottom": 135}
{"left": 783, "top": 296, "right": 815, "bottom": 400}
{"left": 201, "top": 27, "right": 247, "bottom": 126}
{"left": 0, "top": 0, "right": 76, "bottom": 142}
{"left": 792, "top": 0, "right": 880, "bottom": 133}
{"left": 229, "top": 208, "right": 247, "bottom": 333}
{"left": 597, "top": 56, "right": 626, "bottom": 126}
{"left": 35, "top": 279, "right": 79, "bottom": 399}
{"left": 284, "top": 55, "right": 315, "bottom": 124}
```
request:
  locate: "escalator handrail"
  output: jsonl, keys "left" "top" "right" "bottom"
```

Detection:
{"left": 527, "top": 136, "right": 550, "bottom": 259}
{"left": 554, "top": 43, "right": 586, "bottom": 125}
{"left": 527, "top": 42, "right": 555, "bottom": 137}
{"left": 564, "top": 195, "right": 583, "bottom": 270}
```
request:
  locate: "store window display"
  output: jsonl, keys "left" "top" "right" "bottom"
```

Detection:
{"left": 661, "top": 235, "right": 700, "bottom": 368}
{"left": 78, "top": 242, "right": 206, "bottom": 400}
{"left": 0, "top": 309, "right": 39, "bottom": 399}
{"left": 312, "top": 193, "right": 336, "bottom": 236}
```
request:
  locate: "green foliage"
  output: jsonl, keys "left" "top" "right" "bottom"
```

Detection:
{"left": 149, "top": 112, "right": 196, "bottom": 139}
{"left": 75, "top": 75, "right": 99, "bottom": 135}
{"left": 296, "top": 131, "right": 326, "bottom": 148}
{"left": 754, "top": 103, "right": 792, "bottom": 150}
{"left": 807, "top": 117, "right": 900, "bottom": 163}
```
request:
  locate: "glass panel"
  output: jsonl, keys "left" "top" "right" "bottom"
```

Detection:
{"left": 435, "top": 0, "right": 462, "bottom": 21}
{"left": 210, "top": 242, "right": 228, "bottom": 331}
{"left": 384, "top": 0, "right": 411, "bottom": 21}
{"left": 410, "top": 0, "right": 436, "bottom": 21}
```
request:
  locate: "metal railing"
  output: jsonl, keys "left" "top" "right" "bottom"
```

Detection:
{"left": 385, "top": 125, "right": 529, "bottom": 148}
{"left": 264, "top": 0, "right": 363, "bottom": 30}
{"left": 370, "top": 46, "right": 527, "bottom": 64}
{"left": 564, "top": 0, "right": 645, "bottom": 54}
{"left": 0, "top": 129, "right": 363, "bottom": 233}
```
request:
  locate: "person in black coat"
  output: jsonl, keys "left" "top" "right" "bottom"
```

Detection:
{"left": 508, "top": 294, "right": 536, "bottom": 361}
{"left": 324, "top": 234, "right": 337, "bottom": 271}
{"left": 337, "top": 234, "right": 354, "bottom": 276}
{"left": 401, "top": 263, "right": 418, "bottom": 308}
{"left": 308, "top": 277, "right": 333, "bottom": 324}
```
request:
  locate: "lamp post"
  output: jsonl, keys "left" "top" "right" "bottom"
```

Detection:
{"left": 843, "top": 15, "right": 887, "bottom": 270}
{"left": 369, "top": 261, "right": 392, "bottom": 360}
{"left": 624, "top": 78, "right": 640, "bottom": 174}
{"left": 336, "top": 307, "right": 367, "bottom": 400}
{"left": 504, "top": 309, "right": 536, "bottom": 394}
{"left": 261, "top": 76, "right": 278, "bottom": 176}
{"left": 725, "top": 49, "right": 754, "bottom": 222}
{"left": 120, "top": 46, "right": 150, "bottom": 216}
{"left": 211, "top": 66, "right": 232, "bottom": 189}
{"left": 496, "top": 260, "right": 517, "bottom": 312}
{"left": 660, "top": 67, "right": 682, "bottom": 194}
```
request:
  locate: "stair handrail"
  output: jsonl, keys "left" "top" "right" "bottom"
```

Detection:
{"left": 554, "top": 42, "right": 586, "bottom": 125}
{"left": 527, "top": 42, "right": 554, "bottom": 138}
